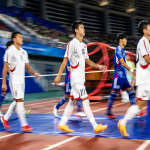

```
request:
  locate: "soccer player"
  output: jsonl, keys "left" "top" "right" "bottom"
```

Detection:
{"left": 53, "top": 60, "right": 86, "bottom": 117}
{"left": 54, "top": 20, "right": 107, "bottom": 133}
{"left": 118, "top": 20, "right": 150, "bottom": 137}
{"left": 1, "top": 32, "right": 40, "bottom": 132}
{"left": 106, "top": 33, "right": 136, "bottom": 119}
{"left": 0, "top": 41, "right": 31, "bottom": 117}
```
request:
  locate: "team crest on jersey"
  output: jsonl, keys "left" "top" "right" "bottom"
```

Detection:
{"left": 82, "top": 49, "right": 85, "bottom": 55}
{"left": 84, "top": 45, "right": 86, "bottom": 48}
{"left": 22, "top": 52, "right": 25, "bottom": 54}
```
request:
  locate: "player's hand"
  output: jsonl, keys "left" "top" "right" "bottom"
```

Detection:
{"left": 132, "top": 69, "right": 136, "bottom": 75}
{"left": 2, "top": 84, "right": 7, "bottom": 92}
{"left": 35, "top": 73, "right": 41, "bottom": 80}
{"left": 54, "top": 75, "right": 61, "bottom": 85}
{"left": 99, "top": 65, "right": 107, "bottom": 72}
{"left": 130, "top": 79, "right": 136, "bottom": 86}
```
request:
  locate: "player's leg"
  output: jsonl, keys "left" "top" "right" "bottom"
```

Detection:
{"left": 53, "top": 94, "right": 69, "bottom": 117}
{"left": 0, "top": 80, "right": 10, "bottom": 116}
{"left": 75, "top": 99, "right": 86, "bottom": 117}
{"left": 0, "top": 92, "right": 7, "bottom": 116}
{"left": 124, "top": 78, "right": 136, "bottom": 105}
{"left": 118, "top": 84, "right": 148, "bottom": 137}
{"left": 58, "top": 95, "right": 76, "bottom": 132}
{"left": 77, "top": 84, "right": 107, "bottom": 133}
{"left": 106, "top": 77, "right": 123, "bottom": 118}
{"left": 53, "top": 83, "right": 70, "bottom": 117}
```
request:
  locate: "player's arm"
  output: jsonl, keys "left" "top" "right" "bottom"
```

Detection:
{"left": 25, "top": 63, "right": 40, "bottom": 79}
{"left": 2, "top": 62, "right": 9, "bottom": 91}
{"left": 143, "top": 55, "right": 150, "bottom": 64}
{"left": 85, "top": 58, "right": 107, "bottom": 71}
{"left": 7, "top": 68, "right": 10, "bottom": 73}
{"left": 119, "top": 58, "right": 136, "bottom": 75}
{"left": 54, "top": 57, "right": 68, "bottom": 85}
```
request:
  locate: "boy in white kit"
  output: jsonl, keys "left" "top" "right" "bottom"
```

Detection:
{"left": 54, "top": 21, "right": 107, "bottom": 133}
{"left": 1, "top": 32, "right": 40, "bottom": 132}
{"left": 118, "top": 20, "right": 150, "bottom": 137}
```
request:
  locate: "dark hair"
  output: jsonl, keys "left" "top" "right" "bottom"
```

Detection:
{"left": 71, "top": 20, "right": 84, "bottom": 34}
{"left": 11, "top": 31, "right": 21, "bottom": 41}
{"left": 138, "top": 20, "right": 150, "bottom": 35}
{"left": 6, "top": 41, "right": 13, "bottom": 48}
{"left": 117, "top": 33, "right": 128, "bottom": 43}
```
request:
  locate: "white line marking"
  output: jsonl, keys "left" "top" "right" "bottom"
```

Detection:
{"left": 136, "top": 140, "right": 150, "bottom": 150}
{"left": 42, "top": 136, "right": 79, "bottom": 150}
{"left": 0, "top": 133, "right": 18, "bottom": 139}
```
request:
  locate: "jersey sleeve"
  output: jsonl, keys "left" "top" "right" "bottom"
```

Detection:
{"left": 4, "top": 49, "right": 12, "bottom": 63}
{"left": 64, "top": 42, "right": 74, "bottom": 59}
{"left": 116, "top": 47, "right": 123, "bottom": 59}
{"left": 140, "top": 39, "right": 149, "bottom": 57}
{"left": 25, "top": 52, "right": 29, "bottom": 63}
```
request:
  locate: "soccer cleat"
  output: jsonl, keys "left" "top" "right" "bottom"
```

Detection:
{"left": 57, "top": 124, "right": 74, "bottom": 133}
{"left": 94, "top": 124, "right": 107, "bottom": 134}
{"left": 53, "top": 105, "right": 59, "bottom": 117}
{"left": 25, "top": 109, "right": 31, "bottom": 116}
{"left": 106, "top": 113, "right": 118, "bottom": 119}
{"left": 75, "top": 112, "right": 86, "bottom": 117}
{"left": 22, "top": 125, "right": 33, "bottom": 132}
{"left": 118, "top": 119, "right": 129, "bottom": 137}
{"left": 1, "top": 116, "right": 11, "bottom": 129}
{"left": 137, "top": 110, "right": 146, "bottom": 117}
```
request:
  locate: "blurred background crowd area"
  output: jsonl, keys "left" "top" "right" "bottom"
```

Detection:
{"left": 0, "top": 0, "right": 149, "bottom": 52}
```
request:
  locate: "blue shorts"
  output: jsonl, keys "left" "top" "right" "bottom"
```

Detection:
{"left": 0, "top": 79, "right": 10, "bottom": 93}
{"left": 112, "top": 77, "right": 131, "bottom": 91}
{"left": 65, "top": 82, "right": 71, "bottom": 95}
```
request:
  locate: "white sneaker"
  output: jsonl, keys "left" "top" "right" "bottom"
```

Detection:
{"left": 53, "top": 105, "right": 59, "bottom": 117}
{"left": 0, "top": 110, "right": 4, "bottom": 117}
{"left": 75, "top": 112, "right": 86, "bottom": 117}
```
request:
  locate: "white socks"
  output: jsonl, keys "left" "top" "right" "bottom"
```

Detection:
{"left": 59, "top": 100, "right": 75, "bottom": 126}
{"left": 4, "top": 101, "right": 16, "bottom": 120}
{"left": 121, "top": 105, "right": 140, "bottom": 126}
{"left": 16, "top": 102, "right": 28, "bottom": 127}
{"left": 82, "top": 99, "right": 98, "bottom": 129}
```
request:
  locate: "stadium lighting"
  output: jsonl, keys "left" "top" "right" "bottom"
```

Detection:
{"left": 99, "top": 0, "right": 109, "bottom": 6}
{"left": 126, "top": 8, "right": 136, "bottom": 13}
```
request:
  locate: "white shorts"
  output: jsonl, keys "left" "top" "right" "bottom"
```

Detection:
{"left": 70, "top": 83, "right": 88, "bottom": 100}
{"left": 136, "top": 84, "right": 150, "bottom": 100}
{"left": 9, "top": 81, "right": 25, "bottom": 100}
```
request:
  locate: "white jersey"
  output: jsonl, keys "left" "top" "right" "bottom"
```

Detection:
{"left": 4, "top": 45, "right": 29, "bottom": 84}
{"left": 136, "top": 36, "right": 150, "bottom": 85}
{"left": 64, "top": 38, "right": 89, "bottom": 86}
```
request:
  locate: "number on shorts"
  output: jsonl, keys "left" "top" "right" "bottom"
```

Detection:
{"left": 80, "top": 89, "right": 86, "bottom": 96}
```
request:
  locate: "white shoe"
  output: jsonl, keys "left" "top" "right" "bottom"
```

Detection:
{"left": 75, "top": 112, "right": 86, "bottom": 117}
{"left": 53, "top": 105, "right": 59, "bottom": 117}
{"left": 0, "top": 111, "right": 4, "bottom": 117}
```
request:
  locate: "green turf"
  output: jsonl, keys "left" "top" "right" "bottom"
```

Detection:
{"left": 2, "top": 90, "right": 64, "bottom": 105}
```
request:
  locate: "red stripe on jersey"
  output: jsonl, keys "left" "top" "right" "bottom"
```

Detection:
{"left": 143, "top": 54, "right": 147, "bottom": 58}
{"left": 71, "top": 62, "right": 79, "bottom": 69}
{"left": 67, "top": 42, "right": 71, "bottom": 58}
{"left": 136, "top": 97, "right": 143, "bottom": 100}
{"left": 10, "top": 66, "right": 16, "bottom": 72}
{"left": 140, "top": 63, "right": 149, "bottom": 69}
{"left": 143, "top": 39, "right": 149, "bottom": 56}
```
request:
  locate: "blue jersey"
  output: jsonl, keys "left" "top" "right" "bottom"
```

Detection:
{"left": 65, "top": 60, "right": 70, "bottom": 84}
{"left": 113, "top": 45, "right": 126, "bottom": 79}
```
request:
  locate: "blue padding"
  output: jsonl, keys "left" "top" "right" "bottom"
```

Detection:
{"left": 0, "top": 114, "right": 150, "bottom": 139}
{"left": 147, "top": 100, "right": 150, "bottom": 127}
